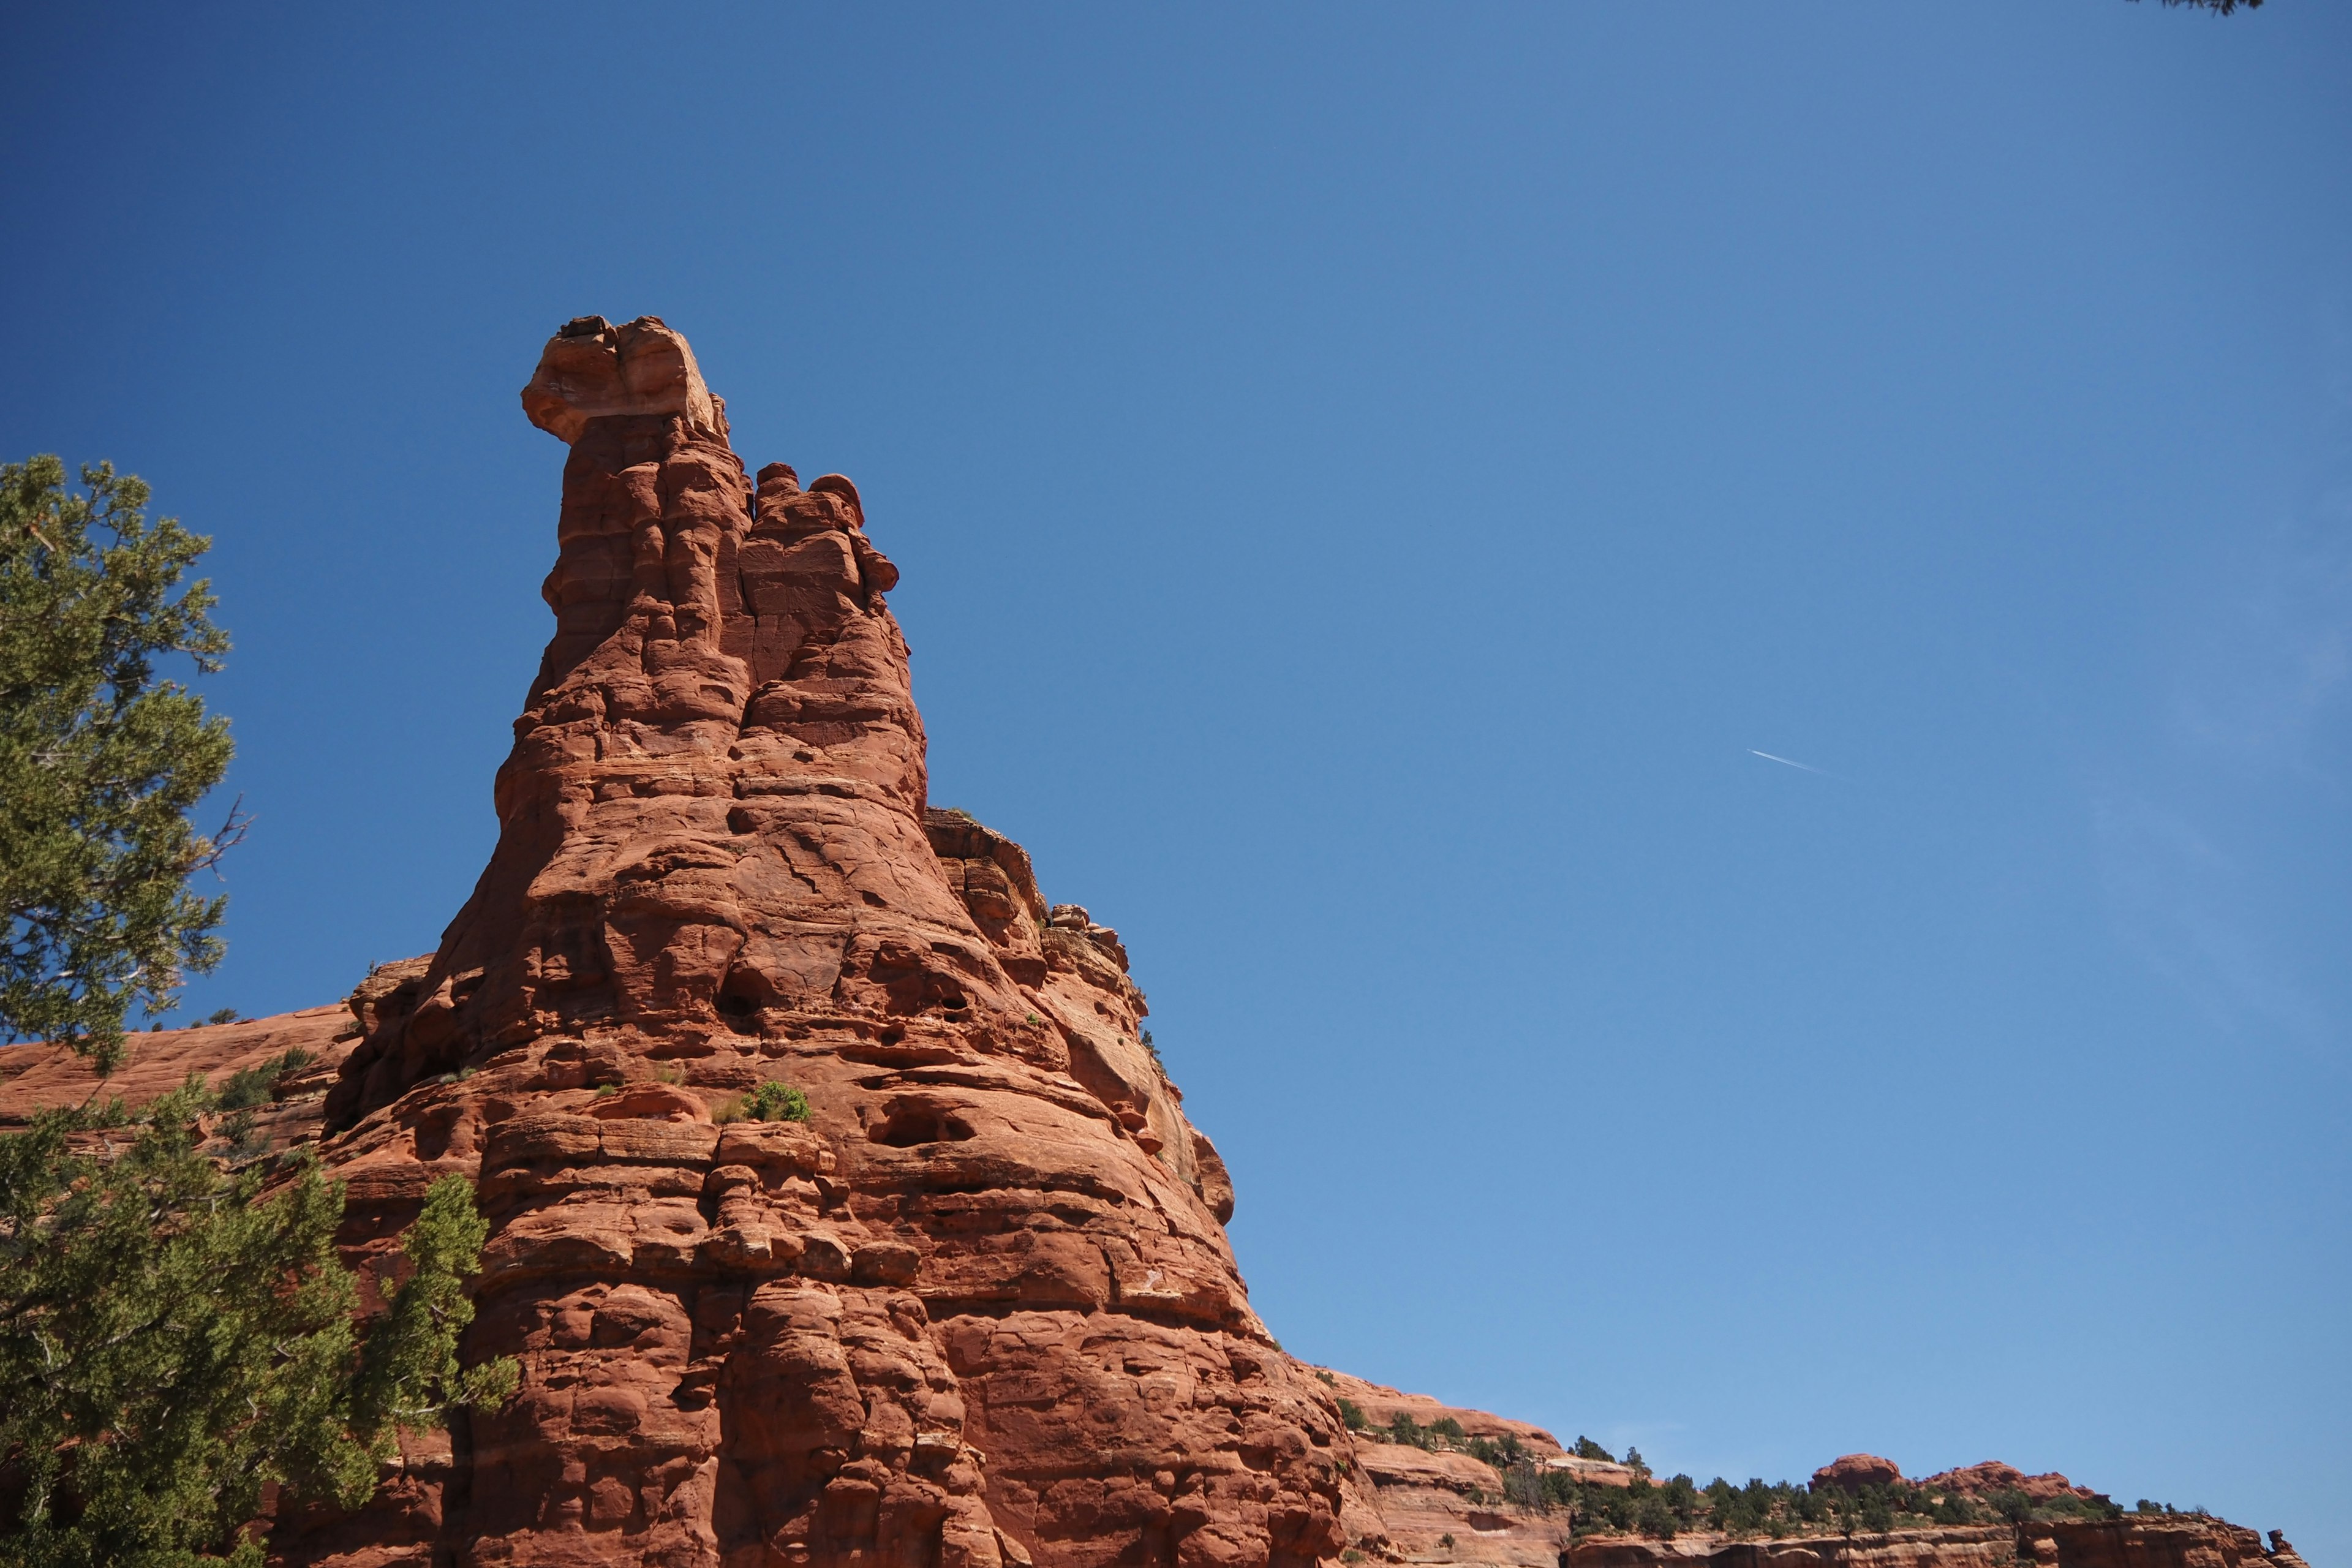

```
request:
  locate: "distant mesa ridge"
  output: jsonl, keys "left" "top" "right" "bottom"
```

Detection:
{"left": 0, "top": 317, "right": 2307, "bottom": 1568}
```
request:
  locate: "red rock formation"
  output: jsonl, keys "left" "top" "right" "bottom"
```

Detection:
{"left": 1309, "top": 1369, "right": 1568, "bottom": 1459}
{"left": 1, "top": 1001, "right": 368, "bottom": 1153}
{"left": 2018, "top": 1518, "right": 2282, "bottom": 1568}
{"left": 1566, "top": 1525, "right": 2019, "bottom": 1568}
{"left": 2264, "top": 1534, "right": 2313, "bottom": 1568}
{"left": 1346, "top": 1443, "right": 1559, "bottom": 1568}
{"left": 293, "top": 316, "right": 1344, "bottom": 1568}
{"left": 1814, "top": 1455, "right": 1909, "bottom": 1494}
{"left": 1559, "top": 1516, "right": 2291, "bottom": 1568}
{"left": 0, "top": 318, "right": 2310, "bottom": 1568}
{"left": 1917, "top": 1463, "right": 2105, "bottom": 1506}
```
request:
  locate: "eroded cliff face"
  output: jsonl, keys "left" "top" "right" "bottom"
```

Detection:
{"left": 0, "top": 319, "right": 2313, "bottom": 1568}
{"left": 307, "top": 315, "right": 1339, "bottom": 1568}
{"left": 1562, "top": 1520, "right": 2312, "bottom": 1568}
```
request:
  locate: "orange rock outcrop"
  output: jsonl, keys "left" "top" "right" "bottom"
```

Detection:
{"left": 1559, "top": 1518, "right": 2302, "bottom": 1568}
{"left": 1813, "top": 1456, "right": 1908, "bottom": 1495}
{"left": 0, "top": 318, "right": 2312, "bottom": 1568}
{"left": 1916, "top": 1463, "right": 2107, "bottom": 1507}
{"left": 331, "top": 315, "right": 1338, "bottom": 1568}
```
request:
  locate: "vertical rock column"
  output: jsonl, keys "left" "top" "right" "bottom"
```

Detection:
{"left": 299, "top": 317, "right": 1346, "bottom": 1568}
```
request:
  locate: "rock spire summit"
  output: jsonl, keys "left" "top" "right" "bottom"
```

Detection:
{"left": 309, "top": 317, "right": 1326, "bottom": 1567}
{"left": 521, "top": 314, "right": 725, "bottom": 444}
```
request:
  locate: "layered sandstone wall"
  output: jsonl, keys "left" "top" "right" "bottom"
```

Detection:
{"left": 312, "top": 315, "right": 1338, "bottom": 1568}
{"left": 1560, "top": 1519, "right": 2309, "bottom": 1568}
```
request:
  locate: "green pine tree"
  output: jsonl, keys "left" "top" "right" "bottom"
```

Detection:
{"left": 1, "top": 457, "right": 238, "bottom": 1072}
{"left": 0, "top": 1086, "right": 517, "bottom": 1566}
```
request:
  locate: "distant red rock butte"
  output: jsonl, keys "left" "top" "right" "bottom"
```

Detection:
{"left": 1812, "top": 1455, "right": 1907, "bottom": 1495}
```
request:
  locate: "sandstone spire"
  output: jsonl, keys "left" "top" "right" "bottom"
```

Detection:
{"left": 306, "top": 317, "right": 1332, "bottom": 1567}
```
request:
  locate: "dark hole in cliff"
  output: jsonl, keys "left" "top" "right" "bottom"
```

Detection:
{"left": 876, "top": 1025, "right": 905, "bottom": 1045}
{"left": 413, "top": 1106, "right": 460, "bottom": 1162}
{"left": 868, "top": 1102, "right": 974, "bottom": 1147}
{"left": 706, "top": 963, "right": 762, "bottom": 1025}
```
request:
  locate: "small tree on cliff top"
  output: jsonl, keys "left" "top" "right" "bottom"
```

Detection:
{"left": 0, "top": 1090, "right": 518, "bottom": 1566}
{"left": 1, "top": 456, "right": 239, "bottom": 1072}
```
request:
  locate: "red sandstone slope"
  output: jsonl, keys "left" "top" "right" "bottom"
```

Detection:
{"left": 0, "top": 318, "right": 2313, "bottom": 1568}
{"left": 0, "top": 1006, "right": 356, "bottom": 1137}
{"left": 4, "top": 997, "right": 2309, "bottom": 1568}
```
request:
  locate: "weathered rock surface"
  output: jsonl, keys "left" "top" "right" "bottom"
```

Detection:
{"left": 1558, "top": 1517, "right": 2294, "bottom": 1568}
{"left": 521, "top": 315, "right": 725, "bottom": 447}
{"left": 1813, "top": 1457, "right": 1907, "bottom": 1496}
{"left": 320, "top": 317, "right": 1332, "bottom": 1568}
{"left": 1312, "top": 1369, "right": 1574, "bottom": 1463}
{"left": 1913, "top": 1464, "right": 2105, "bottom": 1507}
{"left": 1343, "top": 1442, "right": 1562, "bottom": 1568}
{"left": 1297, "top": 1368, "right": 1645, "bottom": 1567}
{"left": 0, "top": 319, "right": 2311, "bottom": 1568}
{"left": 0, "top": 1003, "right": 363, "bottom": 1153}
{"left": 1564, "top": 1525, "right": 2019, "bottom": 1568}
{"left": 1805, "top": 1457, "right": 2106, "bottom": 1510}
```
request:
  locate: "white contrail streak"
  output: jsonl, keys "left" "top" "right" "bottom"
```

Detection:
{"left": 1749, "top": 749, "right": 1825, "bottom": 774}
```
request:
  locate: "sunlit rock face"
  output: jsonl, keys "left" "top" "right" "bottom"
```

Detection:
{"left": 304, "top": 316, "right": 1345, "bottom": 1568}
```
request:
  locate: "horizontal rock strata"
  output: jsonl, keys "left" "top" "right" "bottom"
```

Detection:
{"left": 316, "top": 316, "right": 1334, "bottom": 1568}
{"left": 1564, "top": 1520, "right": 2308, "bottom": 1568}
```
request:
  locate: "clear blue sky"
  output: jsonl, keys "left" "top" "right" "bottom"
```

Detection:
{"left": 6, "top": 1, "right": 2347, "bottom": 1556}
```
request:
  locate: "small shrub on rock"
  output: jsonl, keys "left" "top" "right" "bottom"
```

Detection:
{"left": 215, "top": 1046, "right": 314, "bottom": 1109}
{"left": 716, "top": 1080, "right": 812, "bottom": 1123}
{"left": 1388, "top": 1413, "right": 1434, "bottom": 1450}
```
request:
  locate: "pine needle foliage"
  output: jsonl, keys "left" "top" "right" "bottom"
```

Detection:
{"left": 1, "top": 458, "right": 238, "bottom": 1072}
{"left": 349, "top": 1176, "right": 519, "bottom": 1436}
{"left": 0, "top": 1087, "right": 516, "bottom": 1566}
{"left": 714, "top": 1080, "right": 812, "bottom": 1123}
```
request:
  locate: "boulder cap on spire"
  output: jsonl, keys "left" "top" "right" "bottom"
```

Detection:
{"left": 519, "top": 313, "right": 723, "bottom": 443}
